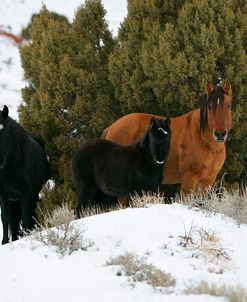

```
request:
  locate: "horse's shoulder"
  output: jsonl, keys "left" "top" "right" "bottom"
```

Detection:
{"left": 171, "top": 109, "right": 199, "bottom": 136}
{"left": 172, "top": 109, "right": 198, "bottom": 122}
{"left": 28, "top": 133, "right": 45, "bottom": 149}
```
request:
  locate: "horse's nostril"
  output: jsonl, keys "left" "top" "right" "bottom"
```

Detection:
{"left": 213, "top": 130, "right": 227, "bottom": 141}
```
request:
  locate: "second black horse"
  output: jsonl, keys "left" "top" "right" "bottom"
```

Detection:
{"left": 72, "top": 117, "right": 171, "bottom": 216}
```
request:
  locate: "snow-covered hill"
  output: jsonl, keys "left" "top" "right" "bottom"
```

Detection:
{"left": 0, "top": 0, "right": 127, "bottom": 119}
{"left": 0, "top": 203, "right": 247, "bottom": 301}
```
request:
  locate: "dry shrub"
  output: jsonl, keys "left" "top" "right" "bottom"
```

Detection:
{"left": 29, "top": 203, "right": 92, "bottom": 257}
{"left": 185, "top": 281, "right": 247, "bottom": 302}
{"left": 177, "top": 223, "right": 230, "bottom": 266}
{"left": 196, "top": 228, "right": 230, "bottom": 261}
{"left": 106, "top": 252, "right": 176, "bottom": 289}
{"left": 187, "top": 187, "right": 247, "bottom": 224}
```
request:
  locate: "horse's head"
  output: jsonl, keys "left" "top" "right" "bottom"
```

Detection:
{"left": 200, "top": 80, "right": 232, "bottom": 143}
{"left": 0, "top": 105, "right": 11, "bottom": 169}
{"left": 148, "top": 117, "right": 171, "bottom": 165}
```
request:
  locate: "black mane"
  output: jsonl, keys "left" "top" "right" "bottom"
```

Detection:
{"left": 199, "top": 85, "right": 225, "bottom": 132}
{"left": 6, "top": 117, "right": 29, "bottom": 165}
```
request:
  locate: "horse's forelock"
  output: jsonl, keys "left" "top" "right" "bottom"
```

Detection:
{"left": 199, "top": 86, "right": 225, "bottom": 132}
{"left": 207, "top": 86, "right": 224, "bottom": 109}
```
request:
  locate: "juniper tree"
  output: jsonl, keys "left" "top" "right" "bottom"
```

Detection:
{"left": 21, "top": 12, "right": 69, "bottom": 41}
{"left": 69, "top": 0, "right": 117, "bottom": 140}
{"left": 19, "top": 1, "right": 116, "bottom": 208}
{"left": 109, "top": 0, "right": 185, "bottom": 115}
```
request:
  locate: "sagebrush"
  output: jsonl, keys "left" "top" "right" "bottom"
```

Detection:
{"left": 187, "top": 187, "right": 247, "bottom": 224}
{"left": 185, "top": 281, "right": 247, "bottom": 302}
{"left": 29, "top": 203, "right": 92, "bottom": 256}
{"left": 106, "top": 252, "right": 176, "bottom": 289}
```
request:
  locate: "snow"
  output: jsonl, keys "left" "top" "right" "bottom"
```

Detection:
{"left": 0, "top": 203, "right": 247, "bottom": 301}
{"left": 0, "top": 0, "right": 127, "bottom": 120}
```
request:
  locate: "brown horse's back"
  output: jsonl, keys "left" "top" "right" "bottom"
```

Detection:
{"left": 105, "top": 113, "right": 163, "bottom": 145}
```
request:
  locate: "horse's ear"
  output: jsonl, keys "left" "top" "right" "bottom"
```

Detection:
{"left": 221, "top": 80, "right": 232, "bottom": 95}
{"left": 205, "top": 83, "right": 215, "bottom": 96}
{"left": 2, "top": 105, "right": 9, "bottom": 118}
{"left": 150, "top": 116, "right": 155, "bottom": 125}
{"left": 165, "top": 117, "right": 170, "bottom": 126}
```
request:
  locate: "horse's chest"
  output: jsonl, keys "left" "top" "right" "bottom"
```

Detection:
{"left": 201, "top": 153, "right": 224, "bottom": 178}
{"left": 131, "top": 165, "right": 162, "bottom": 191}
{"left": 182, "top": 147, "right": 225, "bottom": 180}
{"left": 181, "top": 141, "right": 222, "bottom": 164}
{"left": 1, "top": 170, "right": 24, "bottom": 193}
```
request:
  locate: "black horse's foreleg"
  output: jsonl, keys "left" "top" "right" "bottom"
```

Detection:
{"left": 75, "top": 180, "right": 99, "bottom": 218}
{"left": 10, "top": 201, "right": 22, "bottom": 241}
{"left": 0, "top": 200, "right": 10, "bottom": 244}
{"left": 21, "top": 197, "right": 37, "bottom": 233}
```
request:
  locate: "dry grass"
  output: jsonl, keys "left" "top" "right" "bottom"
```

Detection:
{"left": 185, "top": 281, "right": 247, "bottom": 302}
{"left": 186, "top": 187, "right": 247, "bottom": 225}
{"left": 80, "top": 204, "right": 120, "bottom": 218}
{"left": 106, "top": 252, "right": 176, "bottom": 289}
{"left": 129, "top": 191, "right": 165, "bottom": 208}
{"left": 29, "top": 203, "right": 92, "bottom": 257}
{"left": 76, "top": 191, "right": 165, "bottom": 217}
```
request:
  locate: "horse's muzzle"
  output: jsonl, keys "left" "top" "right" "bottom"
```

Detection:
{"left": 213, "top": 130, "right": 228, "bottom": 142}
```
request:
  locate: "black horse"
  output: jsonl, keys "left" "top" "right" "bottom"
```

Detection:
{"left": 72, "top": 117, "right": 171, "bottom": 216}
{"left": 0, "top": 105, "right": 50, "bottom": 244}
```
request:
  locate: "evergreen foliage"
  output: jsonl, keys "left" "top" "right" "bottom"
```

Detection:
{"left": 109, "top": 0, "right": 186, "bottom": 115}
{"left": 21, "top": 12, "right": 70, "bottom": 41}
{"left": 19, "top": 1, "right": 116, "bottom": 209}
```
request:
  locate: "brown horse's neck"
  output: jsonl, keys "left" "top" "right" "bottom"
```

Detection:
{"left": 191, "top": 109, "right": 225, "bottom": 152}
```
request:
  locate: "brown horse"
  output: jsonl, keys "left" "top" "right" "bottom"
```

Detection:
{"left": 103, "top": 81, "right": 232, "bottom": 197}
